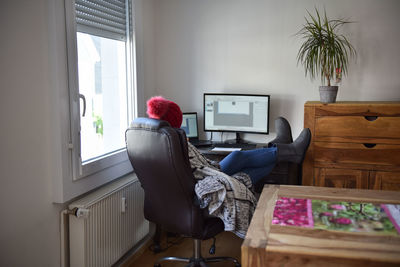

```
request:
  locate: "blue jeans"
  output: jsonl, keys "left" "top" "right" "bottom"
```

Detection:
{"left": 219, "top": 147, "right": 277, "bottom": 185}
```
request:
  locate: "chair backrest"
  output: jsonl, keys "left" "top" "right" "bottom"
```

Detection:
{"left": 125, "top": 118, "right": 204, "bottom": 236}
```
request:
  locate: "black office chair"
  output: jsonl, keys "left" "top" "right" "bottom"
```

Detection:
{"left": 125, "top": 118, "right": 241, "bottom": 267}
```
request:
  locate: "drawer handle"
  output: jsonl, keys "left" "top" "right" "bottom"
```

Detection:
{"left": 363, "top": 143, "right": 376, "bottom": 148}
{"left": 364, "top": 116, "right": 378, "bottom": 121}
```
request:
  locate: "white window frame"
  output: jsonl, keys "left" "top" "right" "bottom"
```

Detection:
{"left": 65, "top": 0, "right": 136, "bottom": 181}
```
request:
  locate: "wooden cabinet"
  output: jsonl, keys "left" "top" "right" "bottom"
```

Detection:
{"left": 303, "top": 101, "right": 400, "bottom": 191}
{"left": 314, "top": 168, "right": 369, "bottom": 189}
{"left": 369, "top": 171, "right": 400, "bottom": 191}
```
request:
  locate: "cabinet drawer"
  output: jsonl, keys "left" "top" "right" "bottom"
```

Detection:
{"left": 315, "top": 116, "right": 400, "bottom": 140}
{"left": 314, "top": 142, "right": 400, "bottom": 167}
{"left": 314, "top": 168, "right": 369, "bottom": 189}
{"left": 369, "top": 171, "right": 400, "bottom": 191}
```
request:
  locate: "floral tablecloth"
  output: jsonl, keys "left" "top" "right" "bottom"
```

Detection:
{"left": 272, "top": 197, "right": 400, "bottom": 236}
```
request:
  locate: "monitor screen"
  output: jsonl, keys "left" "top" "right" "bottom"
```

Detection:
{"left": 204, "top": 93, "right": 270, "bottom": 134}
{"left": 181, "top": 112, "right": 199, "bottom": 138}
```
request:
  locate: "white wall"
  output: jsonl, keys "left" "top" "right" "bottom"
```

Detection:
{"left": 151, "top": 0, "right": 400, "bottom": 141}
{"left": 0, "top": 0, "right": 62, "bottom": 266}
{"left": 0, "top": 0, "right": 152, "bottom": 266}
{"left": 135, "top": 0, "right": 157, "bottom": 116}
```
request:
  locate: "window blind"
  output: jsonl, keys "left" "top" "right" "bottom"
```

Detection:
{"left": 75, "top": 0, "right": 129, "bottom": 41}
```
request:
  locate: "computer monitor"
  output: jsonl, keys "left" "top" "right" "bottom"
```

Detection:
{"left": 181, "top": 112, "right": 198, "bottom": 138}
{"left": 204, "top": 93, "right": 270, "bottom": 143}
{"left": 181, "top": 112, "right": 214, "bottom": 147}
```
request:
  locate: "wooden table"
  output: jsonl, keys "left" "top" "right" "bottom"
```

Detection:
{"left": 241, "top": 185, "right": 400, "bottom": 267}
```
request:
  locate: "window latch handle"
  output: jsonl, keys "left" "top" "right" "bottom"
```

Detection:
{"left": 79, "top": 94, "right": 86, "bottom": 117}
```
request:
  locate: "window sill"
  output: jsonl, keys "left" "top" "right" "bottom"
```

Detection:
{"left": 53, "top": 158, "right": 133, "bottom": 203}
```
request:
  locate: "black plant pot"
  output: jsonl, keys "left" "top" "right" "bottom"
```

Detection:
{"left": 319, "top": 86, "right": 338, "bottom": 103}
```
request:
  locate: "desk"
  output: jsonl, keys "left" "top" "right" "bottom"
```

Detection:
{"left": 197, "top": 143, "right": 262, "bottom": 159}
{"left": 241, "top": 185, "right": 400, "bottom": 267}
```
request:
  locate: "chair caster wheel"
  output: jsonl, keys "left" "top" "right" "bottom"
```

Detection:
{"left": 209, "top": 244, "right": 215, "bottom": 254}
{"left": 153, "top": 244, "right": 162, "bottom": 253}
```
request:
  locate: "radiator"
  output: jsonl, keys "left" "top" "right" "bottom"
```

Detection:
{"left": 69, "top": 174, "right": 149, "bottom": 267}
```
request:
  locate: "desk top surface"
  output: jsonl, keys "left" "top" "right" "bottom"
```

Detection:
{"left": 242, "top": 185, "right": 400, "bottom": 267}
{"left": 197, "top": 143, "right": 264, "bottom": 155}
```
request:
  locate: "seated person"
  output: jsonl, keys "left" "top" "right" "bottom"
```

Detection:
{"left": 146, "top": 96, "right": 311, "bottom": 238}
{"left": 147, "top": 96, "right": 310, "bottom": 185}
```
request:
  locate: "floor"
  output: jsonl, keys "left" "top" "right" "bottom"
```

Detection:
{"left": 123, "top": 231, "right": 243, "bottom": 267}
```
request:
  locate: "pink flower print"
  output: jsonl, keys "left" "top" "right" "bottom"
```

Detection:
{"left": 287, "top": 219, "right": 295, "bottom": 225}
{"left": 272, "top": 197, "right": 313, "bottom": 227}
{"left": 320, "top": 212, "right": 333, "bottom": 217}
{"left": 335, "top": 67, "right": 342, "bottom": 84}
{"left": 330, "top": 217, "right": 352, "bottom": 225}
{"left": 336, "top": 218, "right": 352, "bottom": 224}
{"left": 330, "top": 204, "right": 345, "bottom": 210}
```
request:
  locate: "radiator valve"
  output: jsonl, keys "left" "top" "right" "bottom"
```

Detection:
{"left": 75, "top": 208, "right": 90, "bottom": 219}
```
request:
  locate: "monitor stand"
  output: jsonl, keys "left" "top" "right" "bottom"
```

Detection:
{"left": 224, "top": 133, "right": 248, "bottom": 145}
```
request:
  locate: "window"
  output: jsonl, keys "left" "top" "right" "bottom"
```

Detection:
{"left": 66, "top": 0, "right": 135, "bottom": 180}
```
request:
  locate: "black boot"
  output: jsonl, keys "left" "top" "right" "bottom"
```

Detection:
{"left": 276, "top": 128, "right": 311, "bottom": 164}
{"left": 268, "top": 117, "right": 293, "bottom": 147}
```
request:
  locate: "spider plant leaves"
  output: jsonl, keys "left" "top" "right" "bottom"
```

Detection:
{"left": 296, "top": 8, "right": 356, "bottom": 86}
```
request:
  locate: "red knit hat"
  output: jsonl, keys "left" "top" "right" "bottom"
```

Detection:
{"left": 146, "top": 96, "right": 183, "bottom": 128}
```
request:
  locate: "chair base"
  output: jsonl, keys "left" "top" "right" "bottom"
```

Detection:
{"left": 154, "top": 239, "right": 240, "bottom": 267}
{"left": 154, "top": 256, "right": 240, "bottom": 267}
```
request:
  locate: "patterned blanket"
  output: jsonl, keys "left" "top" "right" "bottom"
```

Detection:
{"left": 188, "top": 143, "right": 257, "bottom": 238}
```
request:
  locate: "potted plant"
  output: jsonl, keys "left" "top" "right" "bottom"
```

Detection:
{"left": 296, "top": 8, "right": 356, "bottom": 103}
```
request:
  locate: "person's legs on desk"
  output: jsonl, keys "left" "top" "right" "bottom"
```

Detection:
{"left": 220, "top": 128, "right": 311, "bottom": 184}
{"left": 268, "top": 117, "right": 293, "bottom": 147}
{"left": 219, "top": 147, "right": 277, "bottom": 176}
{"left": 241, "top": 165, "right": 277, "bottom": 184}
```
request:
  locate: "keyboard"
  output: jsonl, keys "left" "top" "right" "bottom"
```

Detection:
{"left": 213, "top": 143, "right": 257, "bottom": 149}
